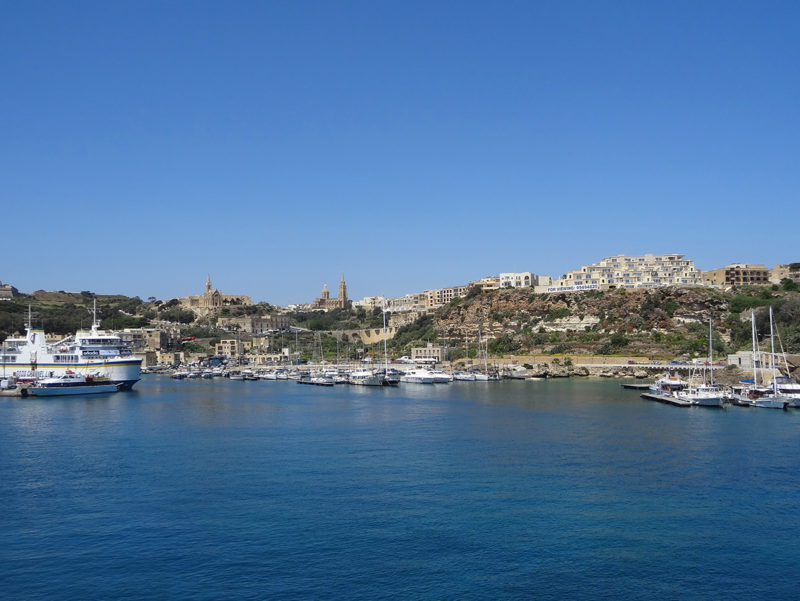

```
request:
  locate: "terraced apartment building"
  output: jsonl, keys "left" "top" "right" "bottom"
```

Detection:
{"left": 545, "top": 253, "right": 702, "bottom": 292}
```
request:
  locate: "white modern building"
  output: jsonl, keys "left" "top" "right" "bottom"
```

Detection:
{"left": 543, "top": 254, "right": 702, "bottom": 292}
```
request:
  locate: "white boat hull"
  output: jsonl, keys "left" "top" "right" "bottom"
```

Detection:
{"left": 4, "top": 359, "right": 142, "bottom": 390}
{"left": 748, "top": 397, "right": 789, "bottom": 409}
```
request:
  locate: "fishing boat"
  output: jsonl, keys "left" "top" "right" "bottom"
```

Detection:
{"left": 29, "top": 371, "right": 120, "bottom": 396}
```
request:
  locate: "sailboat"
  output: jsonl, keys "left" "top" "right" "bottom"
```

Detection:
{"left": 747, "top": 307, "right": 789, "bottom": 409}
{"left": 765, "top": 318, "right": 800, "bottom": 407}
{"left": 473, "top": 327, "right": 498, "bottom": 382}
{"left": 676, "top": 318, "right": 725, "bottom": 407}
{"left": 381, "top": 303, "right": 399, "bottom": 386}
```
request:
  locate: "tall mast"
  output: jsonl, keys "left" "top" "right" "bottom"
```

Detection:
{"left": 708, "top": 318, "right": 714, "bottom": 387}
{"left": 769, "top": 306, "right": 778, "bottom": 396}
{"left": 91, "top": 298, "right": 100, "bottom": 334}
{"left": 383, "top": 300, "right": 389, "bottom": 376}
{"left": 751, "top": 310, "right": 758, "bottom": 386}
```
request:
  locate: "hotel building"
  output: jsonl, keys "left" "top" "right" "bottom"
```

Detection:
{"left": 546, "top": 254, "right": 702, "bottom": 292}
{"left": 704, "top": 264, "right": 770, "bottom": 287}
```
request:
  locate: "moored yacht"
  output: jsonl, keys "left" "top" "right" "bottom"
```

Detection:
{"left": 677, "top": 385, "right": 726, "bottom": 407}
{"left": 348, "top": 369, "right": 384, "bottom": 386}
{"left": 648, "top": 373, "right": 688, "bottom": 395}
{"left": 400, "top": 368, "right": 435, "bottom": 384}
{"left": 452, "top": 371, "right": 476, "bottom": 381}
{"left": 429, "top": 369, "right": 453, "bottom": 383}
{"left": 29, "top": 371, "right": 120, "bottom": 396}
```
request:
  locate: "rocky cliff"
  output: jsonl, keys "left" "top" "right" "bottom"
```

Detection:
{"left": 432, "top": 286, "right": 797, "bottom": 359}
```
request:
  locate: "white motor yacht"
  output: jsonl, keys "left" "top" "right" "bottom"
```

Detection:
{"left": 400, "top": 369, "right": 435, "bottom": 384}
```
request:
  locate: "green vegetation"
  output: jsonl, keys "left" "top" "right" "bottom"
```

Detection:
{"left": 388, "top": 315, "right": 437, "bottom": 352}
{"left": 290, "top": 308, "right": 353, "bottom": 331}
{"left": 288, "top": 306, "right": 388, "bottom": 332}
{"left": 488, "top": 334, "right": 520, "bottom": 355}
{"left": 781, "top": 278, "right": 799, "bottom": 292}
{"left": 729, "top": 294, "right": 772, "bottom": 314}
{"left": 549, "top": 343, "right": 572, "bottom": 354}
{"left": 596, "top": 332, "right": 629, "bottom": 355}
{"left": 158, "top": 307, "right": 196, "bottom": 324}
{"left": 543, "top": 307, "right": 571, "bottom": 322}
{"left": 182, "top": 341, "right": 211, "bottom": 354}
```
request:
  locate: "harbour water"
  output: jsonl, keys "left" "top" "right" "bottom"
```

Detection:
{"left": 2, "top": 377, "right": 799, "bottom": 600}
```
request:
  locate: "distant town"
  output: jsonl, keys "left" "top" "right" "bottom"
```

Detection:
{"left": 2, "top": 253, "right": 798, "bottom": 370}
{"left": 4, "top": 253, "right": 797, "bottom": 317}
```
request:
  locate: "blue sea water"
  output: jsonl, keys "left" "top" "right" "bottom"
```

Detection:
{"left": 2, "top": 377, "right": 799, "bottom": 600}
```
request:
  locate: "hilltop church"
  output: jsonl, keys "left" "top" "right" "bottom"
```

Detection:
{"left": 179, "top": 275, "right": 253, "bottom": 317}
{"left": 313, "top": 274, "right": 349, "bottom": 310}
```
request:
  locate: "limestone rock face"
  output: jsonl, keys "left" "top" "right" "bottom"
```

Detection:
{"left": 433, "top": 286, "right": 736, "bottom": 356}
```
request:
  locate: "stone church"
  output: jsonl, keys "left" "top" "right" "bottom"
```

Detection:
{"left": 313, "top": 274, "right": 349, "bottom": 310}
{"left": 180, "top": 275, "right": 253, "bottom": 317}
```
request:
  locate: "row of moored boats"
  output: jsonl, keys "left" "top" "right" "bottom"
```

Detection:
{"left": 646, "top": 373, "right": 800, "bottom": 409}
{"left": 162, "top": 366, "right": 504, "bottom": 385}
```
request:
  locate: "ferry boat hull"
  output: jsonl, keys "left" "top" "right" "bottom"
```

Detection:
{"left": 6, "top": 360, "right": 141, "bottom": 390}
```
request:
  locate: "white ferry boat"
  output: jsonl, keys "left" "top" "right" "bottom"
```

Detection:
{"left": 1, "top": 306, "right": 142, "bottom": 390}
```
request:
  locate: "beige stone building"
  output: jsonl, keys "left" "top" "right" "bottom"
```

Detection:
{"left": 121, "top": 328, "right": 173, "bottom": 351}
{"left": 771, "top": 263, "right": 800, "bottom": 284}
{"left": 352, "top": 296, "right": 389, "bottom": 310}
{"left": 469, "top": 276, "right": 501, "bottom": 292}
{"left": 157, "top": 350, "right": 185, "bottom": 366}
{"left": 387, "top": 294, "right": 426, "bottom": 313}
{"left": 412, "top": 343, "right": 443, "bottom": 363}
{"left": 0, "top": 280, "right": 19, "bottom": 300}
{"left": 704, "top": 264, "right": 770, "bottom": 287}
{"left": 217, "top": 314, "right": 291, "bottom": 334}
{"left": 180, "top": 275, "right": 252, "bottom": 317}
{"left": 313, "top": 274, "right": 349, "bottom": 310}
{"left": 216, "top": 339, "right": 245, "bottom": 357}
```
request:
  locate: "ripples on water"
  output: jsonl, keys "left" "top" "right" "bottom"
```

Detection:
{"left": 2, "top": 378, "right": 799, "bottom": 600}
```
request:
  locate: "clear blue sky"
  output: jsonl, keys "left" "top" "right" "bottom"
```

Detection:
{"left": 2, "top": 1, "right": 798, "bottom": 305}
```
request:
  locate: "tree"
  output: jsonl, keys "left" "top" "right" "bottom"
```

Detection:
{"left": 781, "top": 278, "right": 799, "bottom": 292}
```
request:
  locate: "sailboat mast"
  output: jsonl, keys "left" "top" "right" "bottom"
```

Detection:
{"left": 708, "top": 318, "right": 714, "bottom": 387}
{"left": 769, "top": 306, "right": 778, "bottom": 396}
{"left": 383, "top": 301, "right": 389, "bottom": 376}
{"left": 751, "top": 309, "right": 758, "bottom": 386}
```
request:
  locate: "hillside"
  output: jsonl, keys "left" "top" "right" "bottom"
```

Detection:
{"left": 416, "top": 285, "right": 800, "bottom": 360}
{"left": 3, "top": 285, "right": 799, "bottom": 366}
